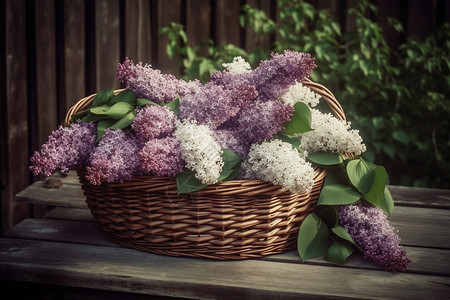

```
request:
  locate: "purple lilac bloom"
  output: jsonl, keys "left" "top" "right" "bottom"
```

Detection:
{"left": 30, "top": 120, "right": 96, "bottom": 176}
{"left": 131, "top": 105, "right": 177, "bottom": 143}
{"left": 249, "top": 50, "right": 316, "bottom": 101}
{"left": 213, "top": 129, "right": 250, "bottom": 158}
{"left": 86, "top": 129, "right": 142, "bottom": 185}
{"left": 178, "top": 80, "right": 258, "bottom": 130}
{"left": 139, "top": 137, "right": 185, "bottom": 177}
{"left": 337, "top": 201, "right": 412, "bottom": 272}
{"left": 116, "top": 57, "right": 201, "bottom": 103}
{"left": 222, "top": 99, "right": 294, "bottom": 145}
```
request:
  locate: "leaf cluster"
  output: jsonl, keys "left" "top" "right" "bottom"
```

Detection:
{"left": 299, "top": 152, "right": 393, "bottom": 264}
{"left": 71, "top": 89, "right": 180, "bottom": 142}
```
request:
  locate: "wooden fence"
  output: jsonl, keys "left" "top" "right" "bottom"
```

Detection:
{"left": 1, "top": 0, "right": 448, "bottom": 234}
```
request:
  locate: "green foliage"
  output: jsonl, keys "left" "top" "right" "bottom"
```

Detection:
{"left": 176, "top": 149, "right": 241, "bottom": 194}
{"left": 72, "top": 89, "right": 180, "bottom": 142}
{"left": 161, "top": 0, "right": 450, "bottom": 189}
{"left": 299, "top": 155, "right": 391, "bottom": 264}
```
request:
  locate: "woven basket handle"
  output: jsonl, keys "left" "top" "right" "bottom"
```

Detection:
{"left": 65, "top": 79, "right": 345, "bottom": 125}
{"left": 301, "top": 78, "right": 346, "bottom": 121}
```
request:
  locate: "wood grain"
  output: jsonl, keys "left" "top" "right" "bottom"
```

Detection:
{"left": 1, "top": 238, "right": 449, "bottom": 299}
{"left": 5, "top": 218, "right": 449, "bottom": 276}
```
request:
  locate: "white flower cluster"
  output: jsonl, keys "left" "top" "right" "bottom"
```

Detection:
{"left": 299, "top": 109, "right": 367, "bottom": 156}
{"left": 222, "top": 56, "right": 252, "bottom": 74}
{"left": 174, "top": 120, "right": 224, "bottom": 185}
{"left": 240, "top": 139, "right": 315, "bottom": 194}
{"left": 281, "top": 82, "right": 321, "bottom": 107}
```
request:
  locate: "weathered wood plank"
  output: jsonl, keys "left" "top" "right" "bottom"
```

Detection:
{"left": 3, "top": 0, "right": 31, "bottom": 233}
{"left": 46, "top": 207, "right": 93, "bottom": 222}
{"left": 155, "top": 0, "right": 182, "bottom": 76}
{"left": 5, "top": 218, "right": 449, "bottom": 277}
{"left": 186, "top": 0, "right": 211, "bottom": 57}
{"left": 0, "top": 238, "right": 449, "bottom": 299}
{"left": 95, "top": 0, "right": 121, "bottom": 90}
{"left": 64, "top": 0, "right": 87, "bottom": 111}
{"left": 214, "top": 0, "right": 242, "bottom": 47}
{"left": 244, "top": 0, "right": 274, "bottom": 53}
{"left": 390, "top": 206, "right": 450, "bottom": 249}
{"left": 35, "top": 0, "right": 58, "bottom": 146}
{"left": 124, "top": 0, "right": 152, "bottom": 64}
{"left": 5, "top": 219, "right": 116, "bottom": 248}
{"left": 389, "top": 185, "right": 450, "bottom": 209}
{"left": 15, "top": 181, "right": 87, "bottom": 209}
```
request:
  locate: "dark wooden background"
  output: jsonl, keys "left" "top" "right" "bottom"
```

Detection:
{"left": 1, "top": 0, "right": 448, "bottom": 234}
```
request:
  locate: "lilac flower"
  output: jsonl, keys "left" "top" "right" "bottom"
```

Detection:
{"left": 86, "top": 129, "right": 142, "bottom": 185}
{"left": 213, "top": 129, "right": 250, "bottom": 158}
{"left": 178, "top": 79, "right": 257, "bottom": 129}
{"left": 116, "top": 57, "right": 201, "bottom": 103}
{"left": 30, "top": 120, "right": 96, "bottom": 176}
{"left": 249, "top": 50, "right": 316, "bottom": 101}
{"left": 223, "top": 99, "right": 294, "bottom": 145}
{"left": 337, "top": 201, "right": 412, "bottom": 272}
{"left": 139, "top": 137, "right": 184, "bottom": 177}
{"left": 131, "top": 105, "right": 177, "bottom": 143}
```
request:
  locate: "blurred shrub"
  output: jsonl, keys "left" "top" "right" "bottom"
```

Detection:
{"left": 161, "top": 0, "right": 450, "bottom": 188}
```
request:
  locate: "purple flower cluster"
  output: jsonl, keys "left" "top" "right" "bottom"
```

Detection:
{"left": 249, "top": 50, "right": 316, "bottom": 101}
{"left": 29, "top": 120, "right": 96, "bottom": 176}
{"left": 131, "top": 105, "right": 177, "bottom": 142}
{"left": 116, "top": 57, "right": 201, "bottom": 103}
{"left": 31, "top": 51, "right": 316, "bottom": 183}
{"left": 139, "top": 137, "right": 184, "bottom": 177}
{"left": 178, "top": 80, "right": 257, "bottom": 129}
{"left": 337, "top": 201, "right": 412, "bottom": 272}
{"left": 86, "top": 129, "right": 142, "bottom": 185}
{"left": 227, "top": 99, "right": 294, "bottom": 145}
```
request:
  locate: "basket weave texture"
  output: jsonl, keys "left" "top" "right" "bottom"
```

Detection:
{"left": 67, "top": 78, "right": 345, "bottom": 260}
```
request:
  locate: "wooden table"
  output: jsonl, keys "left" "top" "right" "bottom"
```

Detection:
{"left": 1, "top": 173, "right": 450, "bottom": 299}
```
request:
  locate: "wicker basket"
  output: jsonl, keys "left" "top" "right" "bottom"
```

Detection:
{"left": 65, "top": 78, "right": 345, "bottom": 260}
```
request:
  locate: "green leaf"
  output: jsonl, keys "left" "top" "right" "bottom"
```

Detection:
{"left": 364, "top": 166, "right": 392, "bottom": 214}
{"left": 81, "top": 113, "right": 107, "bottom": 123}
{"left": 110, "top": 111, "right": 136, "bottom": 130}
{"left": 71, "top": 110, "right": 89, "bottom": 122}
{"left": 218, "top": 149, "right": 242, "bottom": 181}
{"left": 318, "top": 184, "right": 362, "bottom": 206}
{"left": 324, "top": 239, "right": 354, "bottom": 265}
{"left": 176, "top": 169, "right": 207, "bottom": 194}
{"left": 346, "top": 158, "right": 377, "bottom": 195}
{"left": 136, "top": 98, "right": 159, "bottom": 108}
{"left": 297, "top": 213, "right": 330, "bottom": 261}
{"left": 109, "top": 90, "right": 137, "bottom": 105}
{"left": 106, "top": 102, "right": 134, "bottom": 119}
{"left": 308, "top": 151, "right": 342, "bottom": 165}
{"left": 96, "top": 119, "right": 116, "bottom": 142}
{"left": 91, "top": 89, "right": 114, "bottom": 107}
{"left": 164, "top": 96, "right": 181, "bottom": 114}
{"left": 384, "top": 187, "right": 394, "bottom": 215}
{"left": 284, "top": 102, "right": 313, "bottom": 134}
{"left": 331, "top": 225, "right": 358, "bottom": 248}
{"left": 90, "top": 105, "right": 110, "bottom": 115}
{"left": 315, "top": 206, "right": 338, "bottom": 228}
{"left": 274, "top": 131, "right": 301, "bottom": 148}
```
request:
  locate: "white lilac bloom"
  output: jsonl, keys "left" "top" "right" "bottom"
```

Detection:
{"left": 299, "top": 109, "right": 367, "bottom": 156}
{"left": 281, "top": 82, "right": 321, "bottom": 107}
{"left": 222, "top": 56, "right": 252, "bottom": 74}
{"left": 240, "top": 139, "right": 315, "bottom": 194}
{"left": 174, "top": 120, "right": 224, "bottom": 185}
